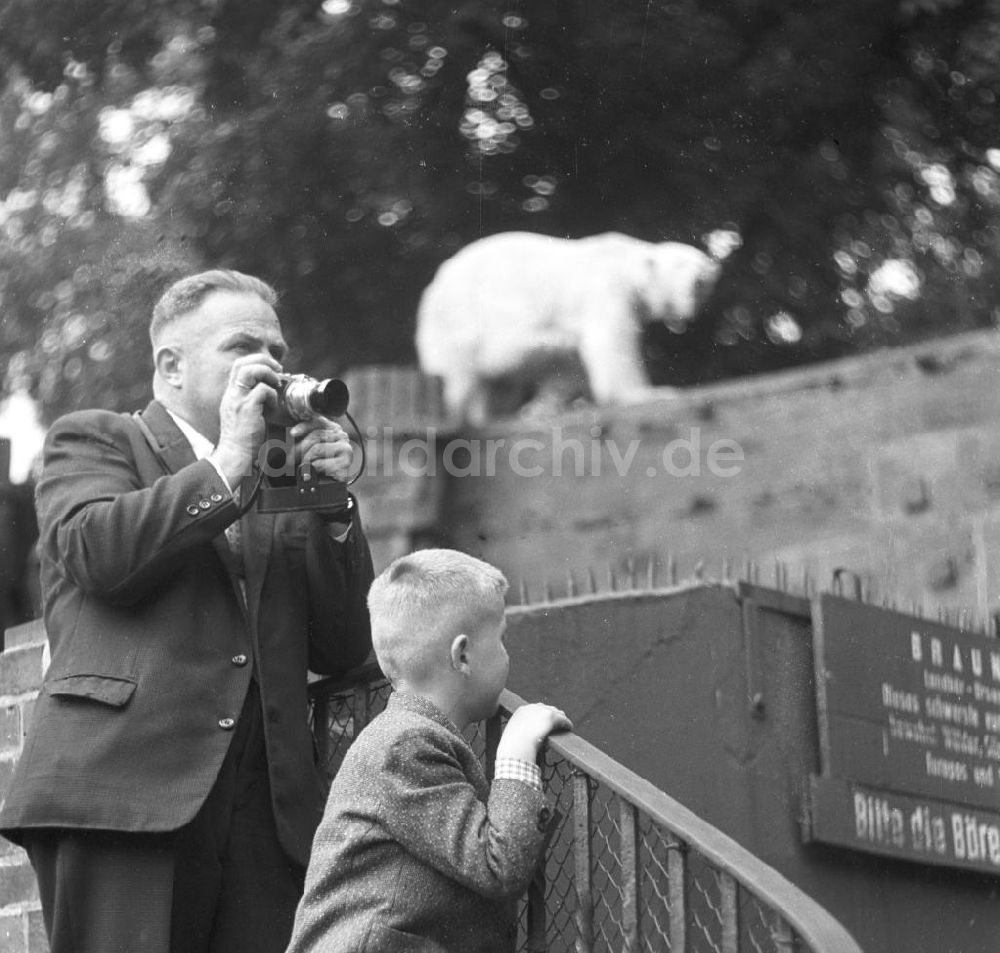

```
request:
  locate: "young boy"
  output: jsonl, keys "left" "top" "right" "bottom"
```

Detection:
{"left": 286, "top": 549, "right": 571, "bottom": 953}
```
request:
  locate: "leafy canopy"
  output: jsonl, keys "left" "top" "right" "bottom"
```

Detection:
{"left": 0, "top": 0, "right": 997, "bottom": 418}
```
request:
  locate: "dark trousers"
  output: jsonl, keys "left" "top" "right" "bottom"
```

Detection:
{"left": 24, "top": 686, "right": 305, "bottom": 953}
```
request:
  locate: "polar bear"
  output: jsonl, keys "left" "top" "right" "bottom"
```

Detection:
{"left": 415, "top": 231, "right": 720, "bottom": 423}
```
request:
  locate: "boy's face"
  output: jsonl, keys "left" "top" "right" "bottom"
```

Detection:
{"left": 465, "top": 602, "right": 510, "bottom": 722}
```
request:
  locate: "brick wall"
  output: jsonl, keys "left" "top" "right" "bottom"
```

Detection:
{"left": 0, "top": 620, "right": 46, "bottom": 952}
{"left": 343, "top": 363, "right": 454, "bottom": 569}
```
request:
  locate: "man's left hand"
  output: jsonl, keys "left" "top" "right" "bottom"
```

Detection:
{"left": 290, "top": 417, "right": 354, "bottom": 482}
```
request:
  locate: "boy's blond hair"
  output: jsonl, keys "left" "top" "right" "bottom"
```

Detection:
{"left": 367, "top": 549, "right": 508, "bottom": 682}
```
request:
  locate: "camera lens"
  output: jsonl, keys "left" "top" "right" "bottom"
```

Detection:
{"left": 309, "top": 379, "right": 350, "bottom": 418}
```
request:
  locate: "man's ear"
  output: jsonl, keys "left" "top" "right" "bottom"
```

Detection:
{"left": 449, "top": 634, "right": 470, "bottom": 676}
{"left": 154, "top": 344, "right": 184, "bottom": 388}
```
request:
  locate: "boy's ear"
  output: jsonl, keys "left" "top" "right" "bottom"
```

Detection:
{"left": 449, "top": 634, "right": 470, "bottom": 676}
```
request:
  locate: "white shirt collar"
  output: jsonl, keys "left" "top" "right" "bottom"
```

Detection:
{"left": 165, "top": 409, "right": 214, "bottom": 460}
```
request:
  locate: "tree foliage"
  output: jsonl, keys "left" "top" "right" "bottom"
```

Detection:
{"left": 0, "top": 0, "right": 998, "bottom": 419}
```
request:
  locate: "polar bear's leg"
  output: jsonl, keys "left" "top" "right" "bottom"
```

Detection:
{"left": 577, "top": 320, "right": 652, "bottom": 406}
{"left": 441, "top": 370, "right": 490, "bottom": 426}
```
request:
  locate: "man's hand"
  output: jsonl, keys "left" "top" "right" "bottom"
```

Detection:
{"left": 495, "top": 703, "right": 572, "bottom": 763}
{"left": 291, "top": 417, "right": 354, "bottom": 482}
{"left": 210, "top": 355, "right": 283, "bottom": 487}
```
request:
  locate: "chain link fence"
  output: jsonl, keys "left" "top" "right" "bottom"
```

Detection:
{"left": 309, "top": 668, "right": 860, "bottom": 953}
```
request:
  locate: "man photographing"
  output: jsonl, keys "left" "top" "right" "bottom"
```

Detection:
{"left": 0, "top": 270, "right": 375, "bottom": 953}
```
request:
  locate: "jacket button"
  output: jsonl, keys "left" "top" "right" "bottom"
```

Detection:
{"left": 232, "top": 654, "right": 248, "bottom": 666}
{"left": 210, "top": 492, "right": 224, "bottom": 502}
{"left": 186, "top": 505, "right": 200, "bottom": 516}
{"left": 199, "top": 499, "right": 212, "bottom": 509}
{"left": 218, "top": 717, "right": 236, "bottom": 730}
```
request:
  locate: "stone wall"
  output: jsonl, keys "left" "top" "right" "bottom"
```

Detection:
{"left": 351, "top": 329, "right": 1000, "bottom": 625}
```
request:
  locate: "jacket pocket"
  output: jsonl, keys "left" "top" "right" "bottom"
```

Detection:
{"left": 44, "top": 674, "right": 138, "bottom": 708}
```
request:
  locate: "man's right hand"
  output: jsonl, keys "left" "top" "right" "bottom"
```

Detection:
{"left": 209, "top": 355, "right": 283, "bottom": 488}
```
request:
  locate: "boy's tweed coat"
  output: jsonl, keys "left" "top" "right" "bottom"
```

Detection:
{"left": 286, "top": 691, "right": 558, "bottom": 953}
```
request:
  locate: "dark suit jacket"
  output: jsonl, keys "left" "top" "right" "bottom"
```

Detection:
{"left": 286, "top": 692, "right": 557, "bottom": 953}
{"left": 0, "top": 400, "right": 374, "bottom": 866}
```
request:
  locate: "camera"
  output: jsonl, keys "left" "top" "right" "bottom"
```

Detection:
{"left": 269, "top": 374, "right": 350, "bottom": 427}
{"left": 256, "top": 374, "right": 354, "bottom": 515}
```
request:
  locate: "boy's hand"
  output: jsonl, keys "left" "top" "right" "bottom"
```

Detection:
{"left": 495, "top": 703, "right": 573, "bottom": 763}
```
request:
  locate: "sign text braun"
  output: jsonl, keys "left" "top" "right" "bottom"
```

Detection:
{"left": 808, "top": 594, "right": 1000, "bottom": 873}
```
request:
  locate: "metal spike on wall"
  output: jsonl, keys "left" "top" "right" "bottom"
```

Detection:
{"left": 511, "top": 547, "right": 994, "bottom": 634}
{"left": 667, "top": 553, "right": 677, "bottom": 586}
{"left": 776, "top": 559, "right": 789, "bottom": 592}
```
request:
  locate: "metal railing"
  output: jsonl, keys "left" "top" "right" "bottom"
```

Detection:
{"left": 309, "top": 666, "right": 862, "bottom": 953}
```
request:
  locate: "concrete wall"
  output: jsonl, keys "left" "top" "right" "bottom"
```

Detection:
{"left": 505, "top": 583, "right": 1000, "bottom": 953}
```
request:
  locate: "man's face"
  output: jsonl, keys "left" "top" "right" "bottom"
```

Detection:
{"left": 170, "top": 290, "right": 288, "bottom": 442}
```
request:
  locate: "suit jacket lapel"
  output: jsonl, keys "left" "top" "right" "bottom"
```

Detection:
{"left": 138, "top": 400, "right": 199, "bottom": 474}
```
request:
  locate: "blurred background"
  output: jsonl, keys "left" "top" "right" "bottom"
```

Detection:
{"left": 0, "top": 0, "right": 997, "bottom": 423}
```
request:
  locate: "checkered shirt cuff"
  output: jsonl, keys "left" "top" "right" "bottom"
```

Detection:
{"left": 494, "top": 758, "right": 543, "bottom": 792}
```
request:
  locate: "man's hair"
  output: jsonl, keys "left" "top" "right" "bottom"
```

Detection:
{"left": 150, "top": 269, "right": 278, "bottom": 346}
{"left": 367, "top": 548, "right": 509, "bottom": 682}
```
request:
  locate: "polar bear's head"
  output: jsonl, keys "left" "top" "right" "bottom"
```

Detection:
{"left": 637, "top": 242, "right": 721, "bottom": 333}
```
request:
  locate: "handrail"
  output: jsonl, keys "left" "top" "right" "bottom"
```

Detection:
{"left": 309, "top": 669, "right": 863, "bottom": 953}
{"left": 498, "top": 688, "right": 863, "bottom": 953}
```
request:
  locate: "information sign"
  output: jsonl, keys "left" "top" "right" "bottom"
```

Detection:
{"left": 808, "top": 594, "right": 1000, "bottom": 872}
